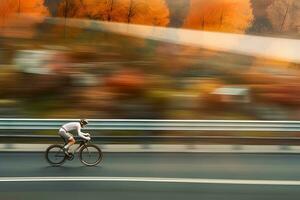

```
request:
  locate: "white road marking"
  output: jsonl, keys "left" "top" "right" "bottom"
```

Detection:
{"left": 1, "top": 177, "right": 300, "bottom": 186}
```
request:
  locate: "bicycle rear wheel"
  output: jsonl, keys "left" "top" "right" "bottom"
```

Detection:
{"left": 79, "top": 144, "right": 102, "bottom": 166}
{"left": 45, "top": 144, "right": 67, "bottom": 166}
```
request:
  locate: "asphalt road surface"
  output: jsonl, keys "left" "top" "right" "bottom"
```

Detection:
{"left": 1, "top": 152, "right": 300, "bottom": 200}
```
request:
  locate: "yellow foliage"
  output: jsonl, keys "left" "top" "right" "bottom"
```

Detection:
{"left": 183, "top": 0, "right": 254, "bottom": 33}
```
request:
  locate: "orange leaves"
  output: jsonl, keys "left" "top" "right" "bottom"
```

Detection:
{"left": 17, "top": 0, "right": 49, "bottom": 16}
{"left": 0, "top": 0, "right": 49, "bottom": 38}
{"left": 183, "top": 0, "right": 253, "bottom": 33}
{"left": 0, "top": 0, "right": 48, "bottom": 21}
{"left": 81, "top": 0, "right": 131, "bottom": 21}
{"left": 0, "top": 0, "right": 16, "bottom": 26}
{"left": 57, "top": 0, "right": 170, "bottom": 26}
{"left": 57, "top": 0, "right": 85, "bottom": 18}
{"left": 0, "top": 0, "right": 49, "bottom": 27}
{"left": 123, "top": 0, "right": 170, "bottom": 26}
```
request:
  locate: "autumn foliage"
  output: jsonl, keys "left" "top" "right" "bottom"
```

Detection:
{"left": 105, "top": 69, "right": 147, "bottom": 96}
{"left": 57, "top": 0, "right": 86, "bottom": 18}
{"left": 183, "top": 0, "right": 254, "bottom": 33}
{"left": 57, "top": 0, "right": 170, "bottom": 26}
{"left": 0, "top": 0, "right": 49, "bottom": 26}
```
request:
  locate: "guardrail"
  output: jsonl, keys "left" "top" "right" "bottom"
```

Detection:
{"left": 1, "top": 119, "right": 300, "bottom": 145}
{"left": 1, "top": 135, "right": 300, "bottom": 145}
{"left": 1, "top": 119, "right": 300, "bottom": 131}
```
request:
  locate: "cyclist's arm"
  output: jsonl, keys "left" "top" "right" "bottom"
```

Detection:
{"left": 77, "top": 125, "right": 90, "bottom": 140}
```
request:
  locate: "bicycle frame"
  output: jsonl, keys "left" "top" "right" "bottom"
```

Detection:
{"left": 69, "top": 140, "right": 88, "bottom": 154}
{"left": 60, "top": 135, "right": 89, "bottom": 155}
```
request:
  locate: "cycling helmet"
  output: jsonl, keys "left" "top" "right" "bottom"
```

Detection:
{"left": 80, "top": 119, "right": 88, "bottom": 126}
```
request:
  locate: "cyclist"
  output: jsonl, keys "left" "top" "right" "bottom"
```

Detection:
{"left": 58, "top": 119, "right": 90, "bottom": 155}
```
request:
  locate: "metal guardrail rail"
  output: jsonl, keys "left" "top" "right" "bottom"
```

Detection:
{"left": 1, "top": 119, "right": 300, "bottom": 131}
{"left": 1, "top": 135, "right": 300, "bottom": 145}
{"left": 1, "top": 119, "right": 300, "bottom": 145}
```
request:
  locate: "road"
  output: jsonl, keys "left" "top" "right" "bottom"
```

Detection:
{"left": 1, "top": 152, "right": 300, "bottom": 199}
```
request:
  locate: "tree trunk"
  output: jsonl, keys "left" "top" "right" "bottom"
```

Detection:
{"left": 107, "top": 0, "right": 114, "bottom": 21}
{"left": 64, "top": 0, "right": 69, "bottom": 39}
{"left": 219, "top": 8, "right": 224, "bottom": 29}
{"left": 280, "top": 2, "right": 290, "bottom": 32}
{"left": 127, "top": 0, "right": 133, "bottom": 23}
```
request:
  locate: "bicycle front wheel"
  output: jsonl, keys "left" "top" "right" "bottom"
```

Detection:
{"left": 79, "top": 144, "right": 102, "bottom": 166}
{"left": 45, "top": 144, "right": 67, "bottom": 166}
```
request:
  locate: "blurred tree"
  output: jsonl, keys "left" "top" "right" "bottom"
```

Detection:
{"left": 267, "top": 0, "right": 300, "bottom": 32}
{"left": 183, "top": 0, "right": 253, "bottom": 33}
{"left": 56, "top": 0, "right": 85, "bottom": 38}
{"left": 248, "top": 16, "right": 273, "bottom": 33}
{"left": 125, "top": 0, "right": 144, "bottom": 23}
{"left": 57, "top": 0, "right": 85, "bottom": 18}
{"left": 78, "top": 0, "right": 128, "bottom": 21}
{"left": 249, "top": 0, "right": 274, "bottom": 33}
{"left": 0, "top": 0, "right": 17, "bottom": 27}
{"left": 125, "top": 0, "right": 169, "bottom": 26}
{"left": 79, "top": 0, "right": 170, "bottom": 26}
{"left": 165, "top": 0, "right": 190, "bottom": 27}
{"left": 53, "top": 0, "right": 169, "bottom": 40}
{"left": 0, "top": 0, "right": 48, "bottom": 27}
{"left": 16, "top": 0, "right": 49, "bottom": 15}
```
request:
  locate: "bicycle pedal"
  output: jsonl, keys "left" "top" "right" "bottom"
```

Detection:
{"left": 67, "top": 153, "right": 74, "bottom": 160}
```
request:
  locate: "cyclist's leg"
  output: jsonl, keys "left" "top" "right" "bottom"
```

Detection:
{"left": 58, "top": 130, "right": 75, "bottom": 154}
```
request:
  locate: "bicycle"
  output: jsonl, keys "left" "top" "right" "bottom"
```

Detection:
{"left": 45, "top": 136, "right": 103, "bottom": 167}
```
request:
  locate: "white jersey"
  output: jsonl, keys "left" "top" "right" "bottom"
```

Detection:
{"left": 61, "top": 122, "right": 90, "bottom": 140}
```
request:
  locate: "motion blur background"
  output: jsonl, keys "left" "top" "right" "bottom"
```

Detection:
{"left": 0, "top": 0, "right": 299, "bottom": 121}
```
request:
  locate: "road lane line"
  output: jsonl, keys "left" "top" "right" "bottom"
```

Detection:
{"left": 1, "top": 177, "right": 300, "bottom": 186}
